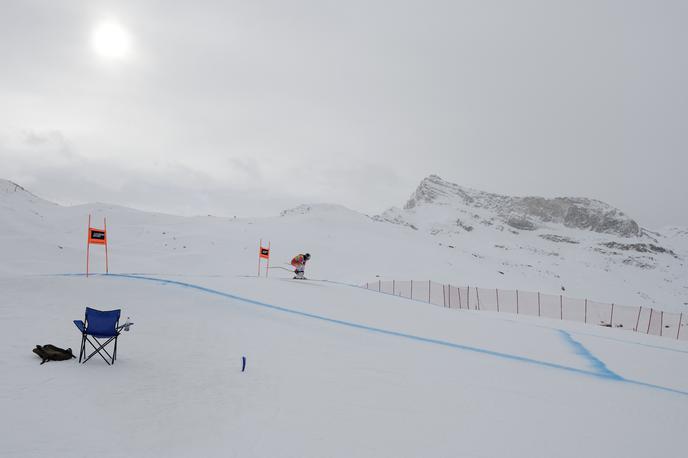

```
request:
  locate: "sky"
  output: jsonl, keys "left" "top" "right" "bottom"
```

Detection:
{"left": 1, "top": 0, "right": 687, "bottom": 227}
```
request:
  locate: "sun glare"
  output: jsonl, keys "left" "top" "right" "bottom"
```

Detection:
{"left": 92, "top": 21, "right": 131, "bottom": 59}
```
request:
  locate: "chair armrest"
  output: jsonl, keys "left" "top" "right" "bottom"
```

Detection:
{"left": 73, "top": 320, "right": 86, "bottom": 333}
{"left": 116, "top": 323, "right": 134, "bottom": 332}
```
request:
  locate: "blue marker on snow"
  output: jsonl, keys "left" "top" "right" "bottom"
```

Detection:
{"left": 241, "top": 356, "right": 246, "bottom": 372}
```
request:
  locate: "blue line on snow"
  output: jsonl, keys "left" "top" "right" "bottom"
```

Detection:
{"left": 557, "top": 330, "right": 622, "bottom": 380}
{"left": 561, "top": 328, "right": 688, "bottom": 355}
{"left": 55, "top": 273, "right": 688, "bottom": 397}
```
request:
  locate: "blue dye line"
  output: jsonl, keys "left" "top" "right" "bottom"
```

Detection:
{"left": 557, "top": 330, "right": 622, "bottom": 380}
{"left": 53, "top": 273, "right": 688, "bottom": 397}
{"left": 560, "top": 328, "right": 688, "bottom": 355}
{"left": 555, "top": 331, "right": 688, "bottom": 396}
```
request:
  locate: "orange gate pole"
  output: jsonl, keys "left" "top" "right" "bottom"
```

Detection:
{"left": 104, "top": 217, "right": 109, "bottom": 274}
{"left": 86, "top": 214, "right": 91, "bottom": 277}
{"left": 258, "top": 239, "right": 262, "bottom": 277}
{"left": 265, "top": 241, "right": 271, "bottom": 278}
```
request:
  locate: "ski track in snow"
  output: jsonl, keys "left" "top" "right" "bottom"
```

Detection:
{"left": 52, "top": 272, "right": 688, "bottom": 397}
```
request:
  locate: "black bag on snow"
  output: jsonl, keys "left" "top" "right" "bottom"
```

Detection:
{"left": 33, "top": 344, "right": 76, "bottom": 364}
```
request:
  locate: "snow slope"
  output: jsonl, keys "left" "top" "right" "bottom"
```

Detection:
{"left": 1, "top": 177, "right": 686, "bottom": 309}
{"left": 1, "top": 178, "right": 687, "bottom": 457}
{"left": 2, "top": 274, "right": 687, "bottom": 458}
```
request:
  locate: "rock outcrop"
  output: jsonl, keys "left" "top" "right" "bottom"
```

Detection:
{"left": 399, "top": 175, "right": 640, "bottom": 237}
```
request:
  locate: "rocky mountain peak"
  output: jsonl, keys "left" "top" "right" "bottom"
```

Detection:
{"left": 398, "top": 175, "right": 640, "bottom": 237}
{"left": 404, "top": 175, "right": 486, "bottom": 209}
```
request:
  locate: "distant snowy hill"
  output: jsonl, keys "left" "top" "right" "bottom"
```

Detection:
{"left": 0, "top": 178, "right": 57, "bottom": 210}
{"left": 1, "top": 177, "right": 686, "bottom": 309}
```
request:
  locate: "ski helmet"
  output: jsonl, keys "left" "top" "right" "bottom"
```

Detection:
{"left": 304, "top": 253, "right": 311, "bottom": 260}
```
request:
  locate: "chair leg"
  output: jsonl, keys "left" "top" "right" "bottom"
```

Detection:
{"left": 113, "top": 336, "right": 118, "bottom": 362}
{"left": 82, "top": 334, "right": 89, "bottom": 363}
{"left": 82, "top": 336, "right": 115, "bottom": 365}
{"left": 79, "top": 334, "right": 86, "bottom": 363}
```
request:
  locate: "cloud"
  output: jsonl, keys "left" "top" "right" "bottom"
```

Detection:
{"left": 1, "top": 2, "right": 687, "bottom": 227}
{"left": 0, "top": 128, "right": 309, "bottom": 216}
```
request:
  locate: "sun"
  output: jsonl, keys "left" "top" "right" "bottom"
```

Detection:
{"left": 92, "top": 21, "right": 132, "bottom": 59}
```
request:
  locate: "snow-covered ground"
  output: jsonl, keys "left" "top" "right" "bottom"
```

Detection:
{"left": 1, "top": 179, "right": 687, "bottom": 457}
{"left": 2, "top": 273, "right": 687, "bottom": 457}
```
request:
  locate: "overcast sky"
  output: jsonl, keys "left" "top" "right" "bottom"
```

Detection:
{"left": 1, "top": 1, "right": 687, "bottom": 227}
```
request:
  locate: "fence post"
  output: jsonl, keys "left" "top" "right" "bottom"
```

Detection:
{"left": 467, "top": 286, "right": 471, "bottom": 310}
{"left": 379, "top": 280, "right": 381, "bottom": 293}
{"left": 560, "top": 295, "right": 563, "bottom": 320}
{"left": 476, "top": 288, "right": 481, "bottom": 311}
{"left": 443, "top": 284, "right": 446, "bottom": 307}
{"left": 677, "top": 313, "right": 683, "bottom": 340}
{"left": 496, "top": 289, "right": 500, "bottom": 312}
{"left": 516, "top": 290, "right": 519, "bottom": 315}
{"left": 584, "top": 299, "right": 588, "bottom": 324}
{"left": 660, "top": 311, "right": 664, "bottom": 337}
{"left": 635, "top": 306, "right": 642, "bottom": 332}
{"left": 458, "top": 287, "right": 463, "bottom": 309}
{"left": 410, "top": 280, "right": 413, "bottom": 300}
{"left": 647, "top": 309, "right": 652, "bottom": 334}
{"left": 428, "top": 280, "right": 431, "bottom": 304}
{"left": 448, "top": 285, "right": 451, "bottom": 308}
{"left": 393, "top": 280, "right": 395, "bottom": 296}
{"left": 609, "top": 304, "right": 614, "bottom": 327}
{"left": 537, "top": 292, "right": 541, "bottom": 317}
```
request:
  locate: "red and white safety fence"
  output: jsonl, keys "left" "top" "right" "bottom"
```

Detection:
{"left": 363, "top": 280, "right": 688, "bottom": 341}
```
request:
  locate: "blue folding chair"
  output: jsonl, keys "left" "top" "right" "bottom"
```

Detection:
{"left": 74, "top": 307, "right": 122, "bottom": 365}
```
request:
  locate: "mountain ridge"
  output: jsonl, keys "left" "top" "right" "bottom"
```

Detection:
{"left": 396, "top": 175, "right": 640, "bottom": 237}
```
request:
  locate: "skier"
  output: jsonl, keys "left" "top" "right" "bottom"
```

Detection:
{"left": 291, "top": 253, "right": 311, "bottom": 279}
